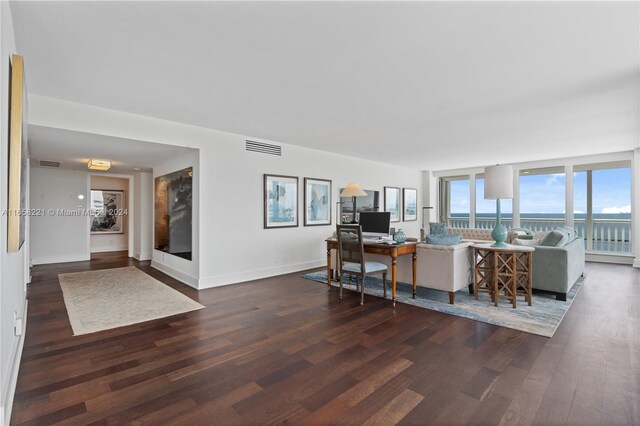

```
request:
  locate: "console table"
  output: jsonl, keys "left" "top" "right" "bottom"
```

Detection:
{"left": 325, "top": 239, "right": 417, "bottom": 307}
{"left": 472, "top": 243, "right": 534, "bottom": 308}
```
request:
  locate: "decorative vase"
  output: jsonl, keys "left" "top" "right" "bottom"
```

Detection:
{"left": 394, "top": 229, "right": 406, "bottom": 243}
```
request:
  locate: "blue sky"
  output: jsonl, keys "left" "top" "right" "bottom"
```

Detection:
{"left": 450, "top": 167, "right": 631, "bottom": 215}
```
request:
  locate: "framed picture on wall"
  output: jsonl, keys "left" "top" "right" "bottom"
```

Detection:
{"left": 7, "top": 55, "right": 28, "bottom": 252}
{"left": 403, "top": 188, "right": 418, "bottom": 221}
{"left": 90, "top": 190, "right": 125, "bottom": 234}
{"left": 155, "top": 167, "right": 193, "bottom": 260}
{"left": 264, "top": 174, "right": 299, "bottom": 228}
{"left": 384, "top": 186, "right": 401, "bottom": 222}
{"left": 304, "top": 178, "right": 331, "bottom": 226}
{"left": 339, "top": 188, "right": 379, "bottom": 223}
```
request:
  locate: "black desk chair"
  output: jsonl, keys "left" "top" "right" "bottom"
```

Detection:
{"left": 336, "top": 224, "right": 388, "bottom": 305}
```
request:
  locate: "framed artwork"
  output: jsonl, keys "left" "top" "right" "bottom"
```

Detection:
{"left": 384, "top": 186, "right": 401, "bottom": 222}
{"left": 304, "top": 178, "right": 331, "bottom": 226}
{"left": 155, "top": 167, "right": 193, "bottom": 261}
{"left": 339, "top": 188, "right": 379, "bottom": 223}
{"left": 91, "top": 190, "right": 125, "bottom": 234}
{"left": 403, "top": 188, "right": 418, "bottom": 221}
{"left": 7, "top": 54, "right": 28, "bottom": 252}
{"left": 264, "top": 174, "right": 298, "bottom": 228}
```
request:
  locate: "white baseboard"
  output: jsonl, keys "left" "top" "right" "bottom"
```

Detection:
{"left": 31, "top": 254, "right": 91, "bottom": 265}
{"left": 2, "top": 299, "right": 28, "bottom": 426}
{"left": 150, "top": 260, "right": 198, "bottom": 288}
{"left": 133, "top": 251, "right": 152, "bottom": 261}
{"left": 586, "top": 253, "right": 634, "bottom": 265}
{"left": 90, "top": 245, "right": 128, "bottom": 253}
{"left": 198, "top": 260, "right": 325, "bottom": 289}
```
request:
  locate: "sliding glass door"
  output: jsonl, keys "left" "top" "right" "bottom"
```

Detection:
{"left": 574, "top": 162, "right": 631, "bottom": 254}
{"left": 440, "top": 176, "right": 470, "bottom": 228}
{"left": 519, "top": 167, "right": 566, "bottom": 232}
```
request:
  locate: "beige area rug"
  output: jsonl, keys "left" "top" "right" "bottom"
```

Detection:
{"left": 59, "top": 266, "right": 204, "bottom": 336}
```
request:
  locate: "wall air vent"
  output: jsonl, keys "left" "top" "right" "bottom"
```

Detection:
{"left": 39, "top": 160, "right": 61, "bottom": 168}
{"left": 245, "top": 140, "right": 282, "bottom": 156}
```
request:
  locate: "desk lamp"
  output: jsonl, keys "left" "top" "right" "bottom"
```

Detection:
{"left": 340, "top": 183, "right": 368, "bottom": 224}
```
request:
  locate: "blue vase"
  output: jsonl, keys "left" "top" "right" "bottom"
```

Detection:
{"left": 394, "top": 229, "right": 406, "bottom": 243}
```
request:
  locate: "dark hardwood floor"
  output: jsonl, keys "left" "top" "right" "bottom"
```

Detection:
{"left": 10, "top": 252, "right": 640, "bottom": 425}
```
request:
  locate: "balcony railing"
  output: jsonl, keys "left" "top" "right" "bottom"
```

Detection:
{"left": 447, "top": 217, "right": 631, "bottom": 254}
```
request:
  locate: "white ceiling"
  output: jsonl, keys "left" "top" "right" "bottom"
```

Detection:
{"left": 29, "top": 125, "right": 196, "bottom": 172}
{"left": 11, "top": 1, "right": 640, "bottom": 171}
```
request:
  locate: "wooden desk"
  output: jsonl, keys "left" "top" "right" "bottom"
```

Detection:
{"left": 326, "top": 239, "right": 417, "bottom": 307}
{"left": 472, "top": 243, "right": 534, "bottom": 308}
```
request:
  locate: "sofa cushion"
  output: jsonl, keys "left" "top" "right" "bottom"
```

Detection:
{"left": 426, "top": 234, "right": 462, "bottom": 246}
{"left": 512, "top": 238, "right": 539, "bottom": 247}
{"left": 429, "top": 222, "right": 448, "bottom": 236}
{"left": 418, "top": 241, "right": 472, "bottom": 251}
{"left": 539, "top": 230, "right": 568, "bottom": 247}
{"left": 448, "top": 227, "right": 493, "bottom": 241}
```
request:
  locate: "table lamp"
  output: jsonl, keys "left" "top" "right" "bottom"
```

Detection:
{"left": 340, "top": 183, "right": 368, "bottom": 224}
{"left": 484, "top": 165, "right": 513, "bottom": 247}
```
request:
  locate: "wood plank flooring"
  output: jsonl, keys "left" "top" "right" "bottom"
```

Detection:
{"left": 11, "top": 252, "right": 640, "bottom": 425}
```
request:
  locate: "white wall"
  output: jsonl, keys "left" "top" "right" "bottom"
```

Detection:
{"left": 202, "top": 141, "right": 423, "bottom": 288}
{"left": 30, "top": 167, "right": 90, "bottom": 264}
{"left": 90, "top": 175, "right": 128, "bottom": 253}
{"left": 0, "top": 3, "right": 28, "bottom": 423}
{"left": 133, "top": 171, "right": 153, "bottom": 261}
{"left": 28, "top": 95, "right": 424, "bottom": 289}
{"left": 151, "top": 151, "right": 199, "bottom": 287}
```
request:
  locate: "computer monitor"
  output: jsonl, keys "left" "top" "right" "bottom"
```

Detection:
{"left": 358, "top": 212, "right": 391, "bottom": 238}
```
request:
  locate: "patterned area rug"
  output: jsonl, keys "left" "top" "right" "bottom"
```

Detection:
{"left": 303, "top": 271, "right": 583, "bottom": 337}
{"left": 59, "top": 266, "right": 204, "bottom": 335}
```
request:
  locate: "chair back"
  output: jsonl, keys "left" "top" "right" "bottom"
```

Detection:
{"left": 336, "top": 224, "right": 365, "bottom": 274}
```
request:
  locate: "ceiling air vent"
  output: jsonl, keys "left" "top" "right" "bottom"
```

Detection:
{"left": 39, "top": 160, "right": 61, "bottom": 168}
{"left": 245, "top": 140, "right": 282, "bottom": 156}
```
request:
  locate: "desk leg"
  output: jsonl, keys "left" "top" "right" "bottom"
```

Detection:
{"left": 412, "top": 252, "right": 417, "bottom": 299}
{"left": 391, "top": 255, "right": 397, "bottom": 307}
{"left": 326, "top": 247, "right": 331, "bottom": 291}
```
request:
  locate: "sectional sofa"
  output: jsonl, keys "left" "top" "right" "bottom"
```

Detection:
{"left": 329, "top": 226, "right": 585, "bottom": 304}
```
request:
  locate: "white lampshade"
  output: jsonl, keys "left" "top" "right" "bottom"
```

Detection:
{"left": 340, "top": 183, "right": 367, "bottom": 197}
{"left": 484, "top": 165, "right": 513, "bottom": 199}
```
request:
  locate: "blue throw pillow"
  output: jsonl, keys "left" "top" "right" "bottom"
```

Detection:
{"left": 426, "top": 234, "right": 461, "bottom": 246}
{"left": 429, "top": 222, "right": 448, "bottom": 236}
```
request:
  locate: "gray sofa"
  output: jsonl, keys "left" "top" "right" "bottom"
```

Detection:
{"left": 422, "top": 224, "right": 586, "bottom": 301}
{"left": 513, "top": 227, "right": 585, "bottom": 301}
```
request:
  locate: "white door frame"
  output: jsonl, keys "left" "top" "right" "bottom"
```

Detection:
{"left": 87, "top": 173, "right": 135, "bottom": 258}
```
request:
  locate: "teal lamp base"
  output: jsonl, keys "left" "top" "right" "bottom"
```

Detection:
{"left": 491, "top": 223, "right": 509, "bottom": 248}
{"left": 491, "top": 199, "right": 509, "bottom": 248}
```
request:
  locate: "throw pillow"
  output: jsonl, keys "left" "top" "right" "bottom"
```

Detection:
{"left": 426, "top": 234, "right": 462, "bottom": 246}
{"left": 555, "top": 226, "right": 577, "bottom": 244}
{"left": 429, "top": 222, "right": 448, "bottom": 236}
{"left": 539, "top": 230, "right": 567, "bottom": 247}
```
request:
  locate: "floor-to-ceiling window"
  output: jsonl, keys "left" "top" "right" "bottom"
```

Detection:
{"left": 440, "top": 176, "right": 470, "bottom": 228}
{"left": 574, "top": 162, "right": 631, "bottom": 254}
{"left": 475, "top": 173, "right": 513, "bottom": 230}
{"left": 519, "top": 167, "right": 566, "bottom": 232}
